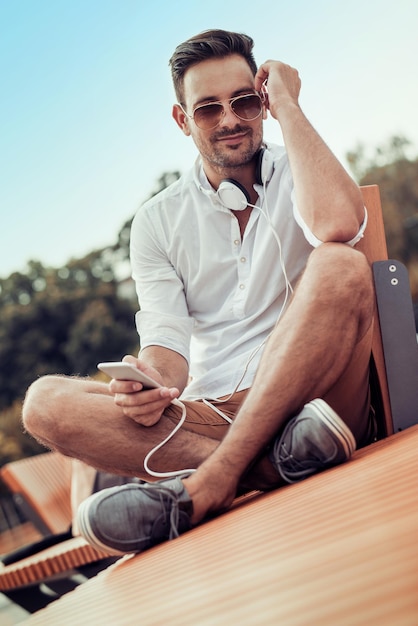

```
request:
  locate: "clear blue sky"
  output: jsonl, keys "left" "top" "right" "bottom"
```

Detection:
{"left": 1, "top": 0, "right": 417, "bottom": 278}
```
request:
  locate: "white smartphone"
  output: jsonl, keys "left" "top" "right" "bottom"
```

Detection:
{"left": 97, "top": 362, "right": 161, "bottom": 389}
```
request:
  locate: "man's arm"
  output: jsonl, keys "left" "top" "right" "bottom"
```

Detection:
{"left": 255, "top": 61, "right": 364, "bottom": 244}
{"left": 137, "top": 345, "right": 189, "bottom": 391}
{"left": 125, "top": 201, "right": 193, "bottom": 427}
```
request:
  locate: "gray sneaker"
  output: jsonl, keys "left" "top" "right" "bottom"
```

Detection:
{"left": 77, "top": 475, "right": 193, "bottom": 555}
{"left": 270, "top": 398, "right": 356, "bottom": 484}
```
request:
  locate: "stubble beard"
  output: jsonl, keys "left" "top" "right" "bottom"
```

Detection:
{"left": 201, "top": 125, "right": 263, "bottom": 173}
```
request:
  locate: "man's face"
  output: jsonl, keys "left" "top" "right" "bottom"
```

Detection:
{"left": 174, "top": 54, "right": 265, "bottom": 175}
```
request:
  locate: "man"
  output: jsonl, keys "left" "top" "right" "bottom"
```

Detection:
{"left": 23, "top": 29, "right": 374, "bottom": 556}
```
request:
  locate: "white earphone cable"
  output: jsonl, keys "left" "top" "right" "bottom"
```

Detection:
{"left": 143, "top": 398, "right": 196, "bottom": 478}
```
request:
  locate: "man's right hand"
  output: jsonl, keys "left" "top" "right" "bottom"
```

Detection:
{"left": 109, "top": 355, "right": 180, "bottom": 427}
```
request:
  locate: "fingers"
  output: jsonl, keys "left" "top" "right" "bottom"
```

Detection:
{"left": 122, "top": 354, "right": 138, "bottom": 365}
{"left": 109, "top": 355, "right": 181, "bottom": 426}
{"left": 255, "top": 60, "right": 301, "bottom": 117}
{"left": 254, "top": 61, "right": 272, "bottom": 91}
{"left": 119, "top": 355, "right": 164, "bottom": 387}
{"left": 113, "top": 385, "right": 179, "bottom": 427}
{"left": 255, "top": 60, "right": 300, "bottom": 89}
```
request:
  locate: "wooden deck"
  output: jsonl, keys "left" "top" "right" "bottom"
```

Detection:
{"left": 20, "top": 425, "right": 418, "bottom": 625}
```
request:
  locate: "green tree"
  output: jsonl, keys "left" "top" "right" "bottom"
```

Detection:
{"left": 0, "top": 251, "right": 138, "bottom": 410}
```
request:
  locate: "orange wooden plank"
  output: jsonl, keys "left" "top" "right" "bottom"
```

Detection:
{"left": 358, "top": 184, "right": 388, "bottom": 263}
{"left": 1, "top": 453, "right": 73, "bottom": 534}
{"left": 0, "top": 537, "right": 114, "bottom": 591}
{"left": 358, "top": 184, "right": 393, "bottom": 435}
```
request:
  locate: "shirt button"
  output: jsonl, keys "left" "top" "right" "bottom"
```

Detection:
{"left": 234, "top": 239, "right": 240, "bottom": 246}
{"left": 239, "top": 284, "right": 245, "bottom": 290}
{"left": 240, "top": 257, "right": 246, "bottom": 263}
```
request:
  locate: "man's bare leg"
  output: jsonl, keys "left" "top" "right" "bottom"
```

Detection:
{"left": 183, "top": 243, "right": 375, "bottom": 522}
{"left": 22, "top": 376, "right": 219, "bottom": 477}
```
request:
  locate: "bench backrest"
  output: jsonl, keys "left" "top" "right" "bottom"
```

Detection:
{"left": 0, "top": 451, "right": 73, "bottom": 535}
{"left": 357, "top": 184, "right": 418, "bottom": 436}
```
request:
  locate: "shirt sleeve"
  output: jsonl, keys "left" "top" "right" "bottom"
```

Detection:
{"left": 130, "top": 206, "right": 194, "bottom": 363}
{"left": 135, "top": 311, "right": 194, "bottom": 362}
{"left": 291, "top": 188, "right": 368, "bottom": 248}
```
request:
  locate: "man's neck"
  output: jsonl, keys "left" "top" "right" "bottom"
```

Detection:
{"left": 202, "top": 160, "right": 257, "bottom": 201}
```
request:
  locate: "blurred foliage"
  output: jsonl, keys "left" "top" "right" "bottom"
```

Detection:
{"left": 0, "top": 402, "right": 46, "bottom": 494}
{"left": 0, "top": 402, "right": 44, "bottom": 463}
{"left": 0, "top": 253, "right": 139, "bottom": 411}
{"left": 0, "top": 171, "right": 181, "bottom": 468}
{"left": 347, "top": 135, "right": 418, "bottom": 302}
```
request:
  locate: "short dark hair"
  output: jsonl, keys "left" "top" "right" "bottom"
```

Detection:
{"left": 169, "top": 29, "right": 257, "bottom": 102}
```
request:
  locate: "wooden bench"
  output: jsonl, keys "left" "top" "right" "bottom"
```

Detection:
{"left": 356, "top": 187, "right": 418, "bottom": 435}
{"left": 0, "top": 451, "right": 74, "bottom": 560}
{"left": 0, "top": 453, "right": 116, "bottom": 612}
{"left": 1, "top": 451, "right": 73, "bottom": 537}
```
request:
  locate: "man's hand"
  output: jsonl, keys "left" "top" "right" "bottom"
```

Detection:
{"left": 109, "top": 355, "right": 180, "bottom": 427}
{"left": 255, "top": 60, "right": 301, "bottom": 121}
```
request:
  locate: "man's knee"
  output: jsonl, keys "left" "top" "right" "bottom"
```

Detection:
{"left": 22, "top": 375, "right": 67, "bottom": 441}
{"left": 308, "top": 243, "right": 372, "bottom": 296}
{"left": 304, "top": 243, "right": 374, "bottom": 328}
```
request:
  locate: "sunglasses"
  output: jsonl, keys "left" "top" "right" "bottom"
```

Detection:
{"left": 181, "top": 93, "right": 264, "bottom": 130}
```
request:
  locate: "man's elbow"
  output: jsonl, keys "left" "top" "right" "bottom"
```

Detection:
{"left": 317, "top": 194, "right": 365, "bottom": 243}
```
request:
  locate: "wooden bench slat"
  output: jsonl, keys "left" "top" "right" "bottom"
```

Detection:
{"left": 0, "top": 537, "right": 113, "bottom": 591}
{"left": 1, "top": 452, "right": 73, "bottom": 535}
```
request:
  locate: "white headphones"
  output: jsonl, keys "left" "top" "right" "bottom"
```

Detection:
{"left": 216, "top": 148, "right": 274, "bottom": 211}
{"left": 216, "top": 179, "right": 250, "bottom": 211}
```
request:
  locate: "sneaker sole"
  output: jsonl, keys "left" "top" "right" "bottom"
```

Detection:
{"left": 309, "top": 398, "right": 356, "bottom": 458}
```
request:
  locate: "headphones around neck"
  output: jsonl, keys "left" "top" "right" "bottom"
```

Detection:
{"left": 216, "top": 148, "right": 274, "bottom": 211}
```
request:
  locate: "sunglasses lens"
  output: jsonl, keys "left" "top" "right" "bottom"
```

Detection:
{"left": 192, "top": 95, "right": 262, "bottom": 129}
{"left": 194, "top": 103, "right": 224, "bottom": 129}
{"left": 231, "top": 95, "right": 262, "bottom": 120}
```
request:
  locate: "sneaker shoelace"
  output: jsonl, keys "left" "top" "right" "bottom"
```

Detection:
{"left": 278, "top": 443, "right": 323, "bottom": 471}
{"left": 148, "top": 484, "right": 186, "bottom": 540}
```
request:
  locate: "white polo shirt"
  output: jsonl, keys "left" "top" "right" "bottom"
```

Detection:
{"left": 130, "top": 143, "right": 365, "bottom": 400}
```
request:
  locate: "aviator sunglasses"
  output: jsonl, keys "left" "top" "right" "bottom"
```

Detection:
{"left": 180, "top": 92, "right": 265, "bottom": 130}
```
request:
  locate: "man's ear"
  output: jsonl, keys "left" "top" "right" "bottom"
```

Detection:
{"left": 262, "top": 101, "right": 268, "bottom": 121}
{"left": 172, "top": 104, "right": 191, "bottom": 136}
